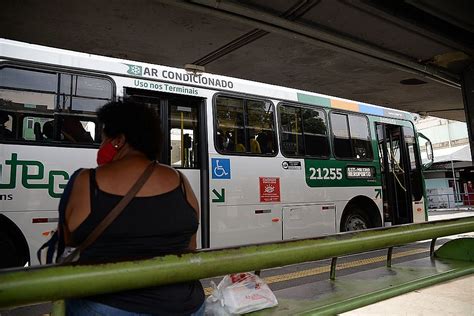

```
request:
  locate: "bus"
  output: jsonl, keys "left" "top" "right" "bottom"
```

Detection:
{"left": 0, "top": 39, "right": 433, "bottom": 268}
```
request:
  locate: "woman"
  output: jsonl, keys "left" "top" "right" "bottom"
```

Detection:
{"left": 64, "top": 100, "right": 205, "bottom": 315}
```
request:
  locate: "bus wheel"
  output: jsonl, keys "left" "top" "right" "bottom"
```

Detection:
{"left": 0, "top": 225, "right": 29, "bottom": 269}
{"left": 341, "top": 207, "right": 372, "bottom": 232}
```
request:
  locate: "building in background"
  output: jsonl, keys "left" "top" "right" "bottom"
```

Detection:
{"left": 416, "top": 116, "right": 472, "bottom": 208}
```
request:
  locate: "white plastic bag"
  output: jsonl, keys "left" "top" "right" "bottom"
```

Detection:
{"left": 205, "top": 272, "right": 278, "bottom": 315}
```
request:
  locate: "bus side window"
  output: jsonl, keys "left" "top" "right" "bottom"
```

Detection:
{"left": 0, "top": 66, "right": 111, "bottom": 146}
{"left": 280, "top": 105, "right": 303, "bottom": 156}
{"left": 247, "top": 100, "right": 275, "bottom": 154}
{"left": 349, "top": 115, "right": 373, "bottom": 160}
{"left": 59, "top": 74, "right": 113, "bottom": 113}
{"left": 331, "top": 112, "right": 373, "bottom": 160}
{"left": 169, "top": 101, "right": 200, "bottom": 169}
{"left": 0, "top": 67, "right": 57, "bottom": 143}
{"left": 215, "top": 96, "right": 276, "bottom": 156}
{"left": 331, "top": 113, "right": 352, "bottom": 159}
{"left": 302, "top": 108, "right": 329, "bottom": 157}
{"left": 404, "top": 126, "right": 423, "bottom": 200}
{"left": 280, "top": 104, "right": 329, "bottom": 158}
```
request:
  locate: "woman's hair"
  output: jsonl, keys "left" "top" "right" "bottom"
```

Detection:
{"left": 97, "top": 100, "right": 161, "bottom": 160}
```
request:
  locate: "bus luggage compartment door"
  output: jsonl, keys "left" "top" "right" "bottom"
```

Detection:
{"left": 282, "top": 204, "right": 336, "bottom": 240}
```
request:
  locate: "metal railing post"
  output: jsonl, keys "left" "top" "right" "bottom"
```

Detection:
{"left": 51, "top": 300, "right": 65, "bottom": 316}
{"left": 386, "top": 247, "right": 393, "bottom": 267}
{"left": 430, "top": 238, "right": 437, "bottom": 257}
{"left": 330, "top": 257, "right": 338, "bottom": 280}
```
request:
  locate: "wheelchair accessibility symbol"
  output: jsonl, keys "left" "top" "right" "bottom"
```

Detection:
{"left": 212, "top": 158, "right": 231, "bottom": 179}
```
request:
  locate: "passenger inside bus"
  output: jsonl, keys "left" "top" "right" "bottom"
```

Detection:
{"left": 256, "top": 132, "right": 274, "bottom": 154}
{"left": 224, "top": 130, "right": 235, "bottom": 152}
{"left": 235, "top": 133, "right": 246, "bottom": 152}
{"left": 250, "top": 137, "right": 261, "bottom": 153}
{"left": 60, "top": 116, "right": 94, "bottom": 143}
{"left": 34, "top": 122, "right": 44, "bottom": 141}
{"left": 216, "top": 129, "right": 226, "bottom": 151}
{"left": 43, "top": 121, "right": 54, "bottom": 141}
{"left": 0, "top": 112, "right": 14, "bottom": 139}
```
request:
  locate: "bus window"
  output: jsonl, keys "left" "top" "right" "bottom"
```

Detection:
{"left": 1, "top": 67, "right": 57, "bottom": 142}
{"left": 21, "top": 115, "right": 97, "bottom": 144}
{"left": 349, "top": 115, "right": 373, "bottom": 160}
{"left": 169, "top": 102, "right": 199, "bottom": 168}
{"left": 247, "top": 100, "right": 275, "bottom": 154}
{"left": 215, "top": 96, "right": 245, "bottom": 153}
{"left": 0, "top": 66, "right": 111, "bottom": 146}
{"left": 215, "top": 96, "right": 276, "bottom": 156}
{"left": 59, "top": 74, "right": 113, "bottom": 113}
{"left": 280, "top": 105, "right": 304, "bottom": 156}
{"left": 0, "top": 68, "right": 57, "bottom": 115}
{"left": 331, "top": 112, "right": 373, "bottom": 160}
{"left": 331, "top": 113, "right": 351, "bottom": 158}
{"left": 0, "top": 67, "right": 57, "bottom": 92}
{"left": 302, "top": 108, "right": 329, "bottom": 157}
{"left": 280, "top": 104, "right": 329, "bottom": 157}
{"left": 404, "top": 126, "right": 423, "bottom": 200}
{"left": 0, "top": 89, "right": 56, "bottom": 112}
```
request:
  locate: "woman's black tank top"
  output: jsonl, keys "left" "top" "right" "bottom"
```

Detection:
{"left": 70, "top": 169, "right": 204, "bottom": 315}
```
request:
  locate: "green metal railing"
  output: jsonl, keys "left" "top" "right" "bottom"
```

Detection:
{"left": 0, "top": 216, "right": 473, "bottom": 314}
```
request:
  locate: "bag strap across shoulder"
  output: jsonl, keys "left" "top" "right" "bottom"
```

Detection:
{"left": 62, "top": 161, "right": 157, "bottom": 263}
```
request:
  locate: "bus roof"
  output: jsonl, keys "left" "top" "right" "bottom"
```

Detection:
{"left": 0, "top": 38, "right": 412, "bottom": 121}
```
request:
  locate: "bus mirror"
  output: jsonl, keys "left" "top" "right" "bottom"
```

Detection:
{"left": 426, "top": 143, "right": 433, "bottom": 161}
{"left": 417, "top": 132, "right": 433, "bottom": 170}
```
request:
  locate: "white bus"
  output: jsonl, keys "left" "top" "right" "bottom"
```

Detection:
{"left": 0, "top": 39, "right": 432, "bottom": 268}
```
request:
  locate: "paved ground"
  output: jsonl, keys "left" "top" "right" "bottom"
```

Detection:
{"left": 342, "top": 274, "right": 474, "bottom": 316}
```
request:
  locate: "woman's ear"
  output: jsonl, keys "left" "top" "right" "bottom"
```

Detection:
{"left": 111, "top": 134, "right": 126, "bottom": 149}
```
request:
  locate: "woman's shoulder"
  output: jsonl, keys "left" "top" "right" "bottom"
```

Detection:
{"left": 69, "top": 169, "right": 91, "bottom": 193}
{"left": 156, "top": 162, "right": 176, "bottom": 171}
{"left": 156, "top": 163, "right": 180, "bottom": 179}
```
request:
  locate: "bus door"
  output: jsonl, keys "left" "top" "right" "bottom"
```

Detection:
{"left": 125, "top": 88, "right": 208, "bottom": 247}
{"left": 376, "top": 124, "right": 415, "bottom": 225}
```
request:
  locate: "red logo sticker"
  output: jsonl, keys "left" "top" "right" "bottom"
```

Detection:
{"left": 259, "top": 177, "right": 280, "bottom": 202}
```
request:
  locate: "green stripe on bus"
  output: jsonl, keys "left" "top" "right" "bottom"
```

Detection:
{"left": 297, "top": 93, "right": 331, "bottom": 107}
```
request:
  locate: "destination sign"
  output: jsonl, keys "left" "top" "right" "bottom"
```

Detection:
{"left": 346, "top": 166, "right": 375, "bottom": 179}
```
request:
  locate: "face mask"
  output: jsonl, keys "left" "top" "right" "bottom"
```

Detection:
{"left": 97, "top": 141, "right": 118, "bottom": 166}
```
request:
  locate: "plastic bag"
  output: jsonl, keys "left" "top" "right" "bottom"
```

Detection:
{"left": 205, "top": 272, "right": 278, "bottom": 315}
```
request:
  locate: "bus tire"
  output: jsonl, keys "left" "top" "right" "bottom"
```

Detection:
{"left": 0, "top": 216, "right": 30, "bottom": 268}
{"left": 340, "top": 206, "right": 372, "bottom": 232}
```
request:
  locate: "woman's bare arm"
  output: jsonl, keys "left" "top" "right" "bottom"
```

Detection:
{"left": 180, "top": 172, "right": 200, "bottom": 250}
{"left": 64, "top": 169, "right": 91, "bottom": 245}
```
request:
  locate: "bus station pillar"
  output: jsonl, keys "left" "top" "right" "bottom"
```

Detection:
{"left": 462, "top": 64, "right": 474, "bottom": 161}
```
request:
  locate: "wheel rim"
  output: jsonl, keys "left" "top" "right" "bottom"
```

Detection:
{"left": 344, "top": 214, "right": 368, "bottom": 231}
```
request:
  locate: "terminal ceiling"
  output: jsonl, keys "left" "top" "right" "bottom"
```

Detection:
{"left": 1, "top": 0, "right": 473, "bottom": 121}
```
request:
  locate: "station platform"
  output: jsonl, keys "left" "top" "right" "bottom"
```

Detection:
{"left": 248, "top": 230, "right": 474, "bottom": 316}
{"left": 342, "top": 275, "right": 473, "bottom": 315}
{"left": 253, "top": 254, "right": 473, "bottom": 315}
